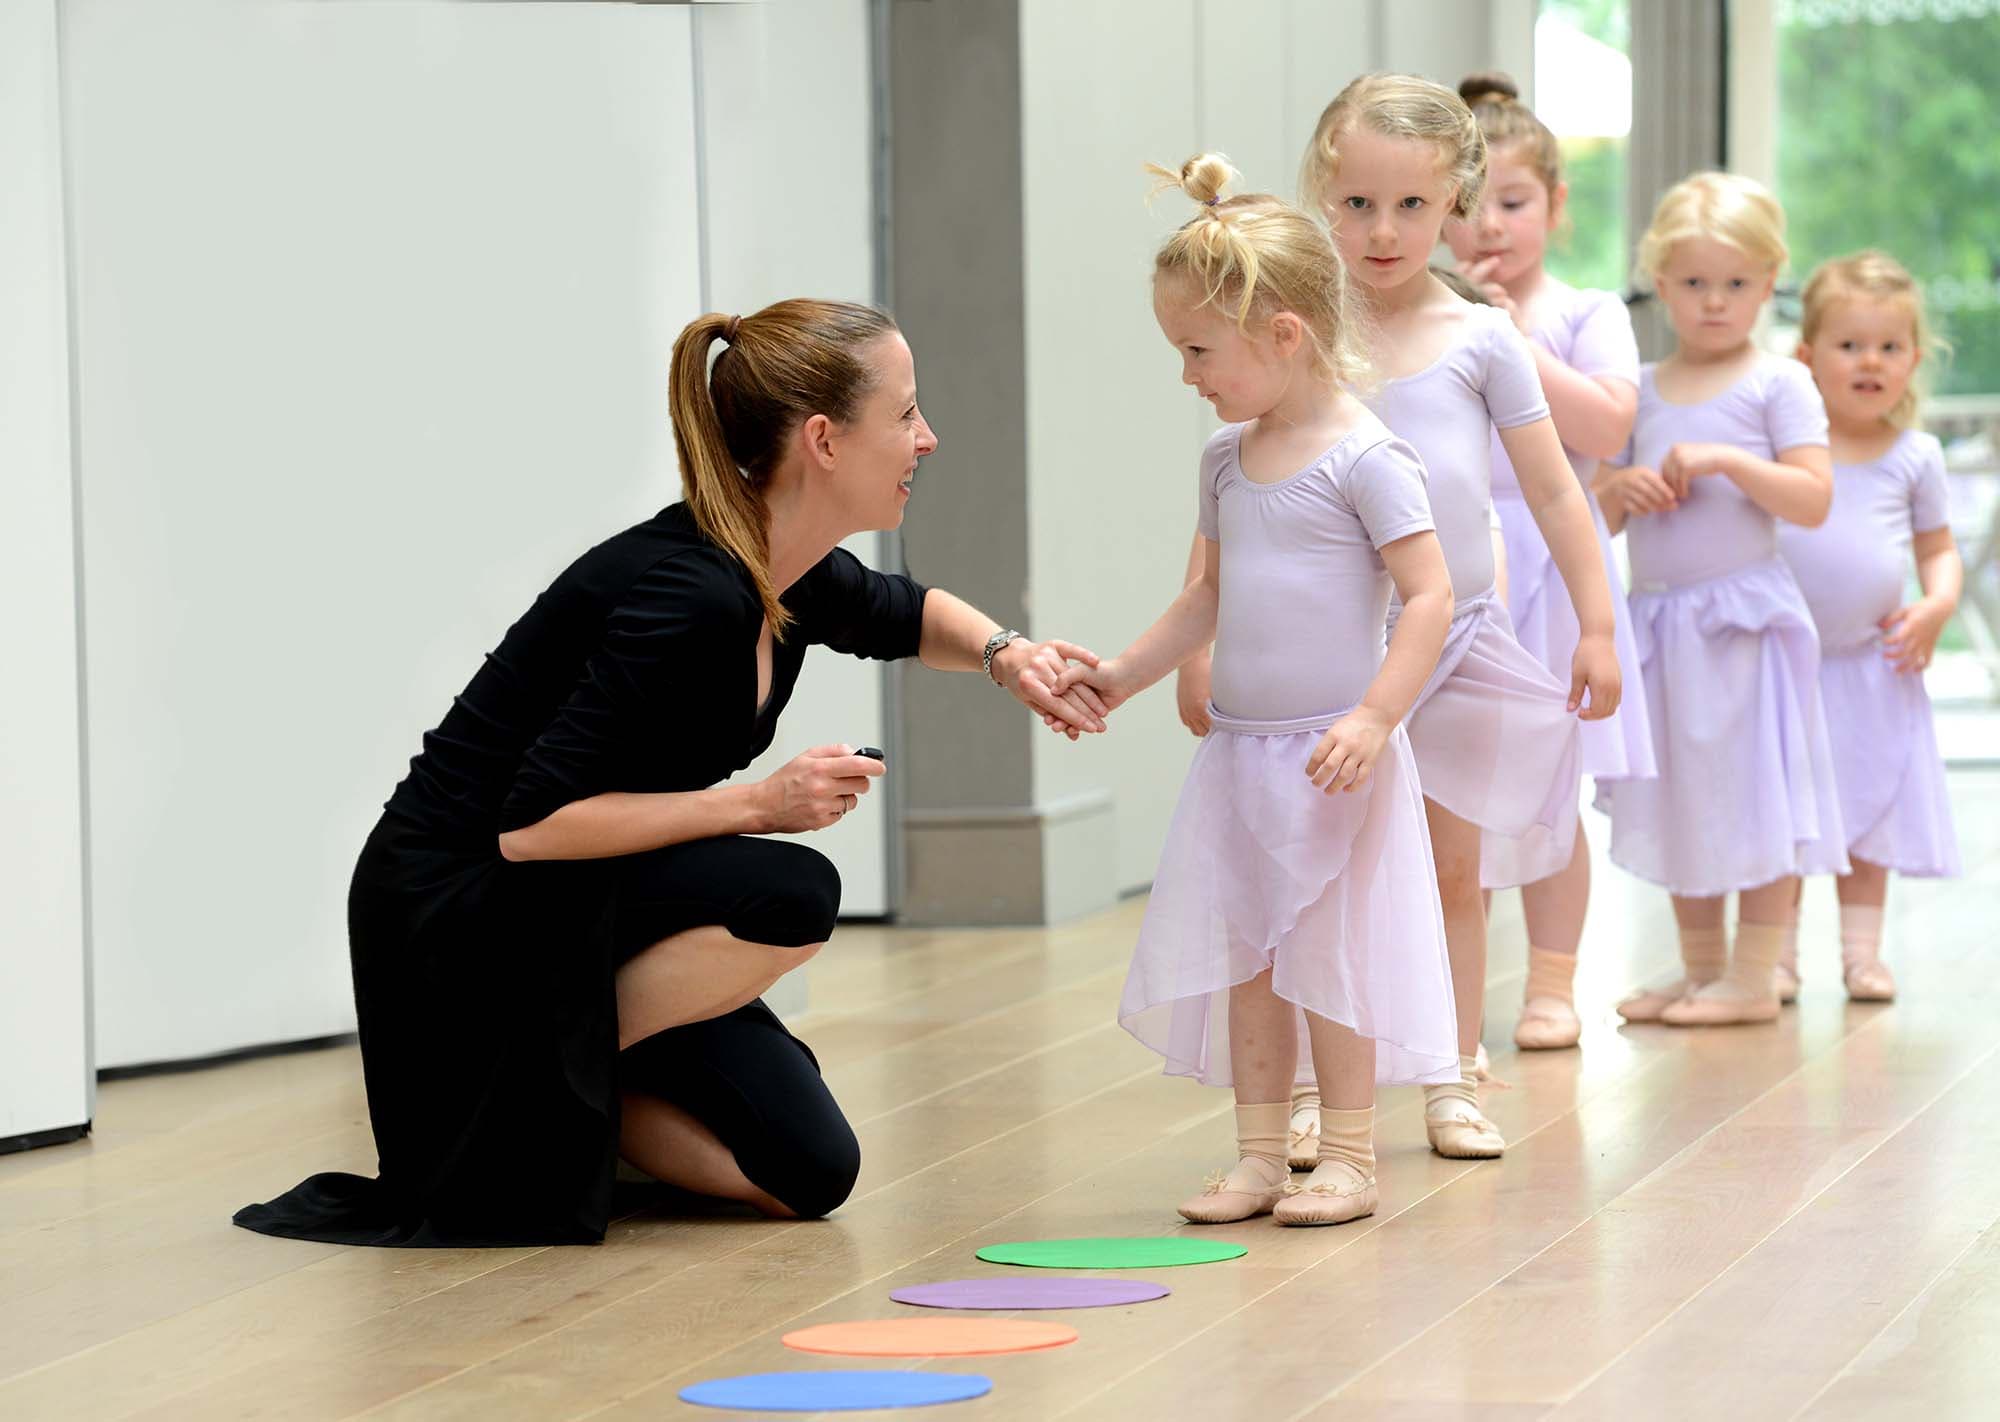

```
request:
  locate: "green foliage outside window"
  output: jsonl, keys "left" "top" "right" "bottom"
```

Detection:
{"left": 1776, "top": 6, "right": 2000, "bottom": 395}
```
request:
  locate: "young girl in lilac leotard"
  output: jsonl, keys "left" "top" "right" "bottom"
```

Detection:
{"left": 1595, "top": 173, "right": 1843, "bottom": 1027}
{"left": 1776, "top": 251, "right": 1962, "bottom": 1002}
{"left": 1058, "top": 157, "right": 1457, "bottom": 1229}
{"left": 1298, "top": 74, "right": 1622, "bottom": 1161}
{"left": 1443, "top": 73, "right": 1651, "bottom": 1055}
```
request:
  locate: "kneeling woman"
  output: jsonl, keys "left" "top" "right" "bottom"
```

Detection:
{"left": 235, "top": 300, "right": 1103, "bottom": 1247}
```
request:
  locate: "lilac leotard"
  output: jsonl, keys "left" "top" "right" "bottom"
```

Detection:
{"left": 1366, "top": 301, "right": 1549, "bottom": 600}
{"left": 1198, "top": 418, "right": 1436, "bottom": 722}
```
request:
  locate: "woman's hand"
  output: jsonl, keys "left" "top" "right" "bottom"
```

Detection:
{"left": 1660, "top": 442, "right": 1739, "bottom": 500}
{"left": 755, "top": 744, "right": 886, "bottom": 834}
{"left": 1569, "top": 631, "right": 1623, "bottom": 719}
{"left": 994, "top": 637, "right": 1108, "bottom": 740}
{"left": 1597, "top": 463, "right": 1678, "bottom": 517}
{"left": 1176, "top": 650, "right": 1213, "bottom": 737}
{"left": 1881, "top": 596, "right": 1952, "bottom": 674}
{"left": 1306, "top": 706, "right": 1394, "bottom": 794}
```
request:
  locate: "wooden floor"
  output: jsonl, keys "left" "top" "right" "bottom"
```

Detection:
{"left": 4, "top": 775, "right": 1997, "bottom": 1421}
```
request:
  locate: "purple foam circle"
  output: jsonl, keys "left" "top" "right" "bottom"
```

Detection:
{"left": 889, "top": 1276, "right": 1170, "bottom": 1310}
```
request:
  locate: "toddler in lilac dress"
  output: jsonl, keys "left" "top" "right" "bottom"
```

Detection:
{"left": 1065, "top": 157, "right": 1458, "bottom": 1229}
{"left": 1368, "top": 302, "right": 1586, "bottom": 891}
{"left": 1303, "top": 72, "right": 1623, "bottom": 1162}
{"left": 1774, "top": 250, "right": 1963, "bottom": 1003}
{"left": 1598, "top": 172, "right": 1845, "bottom": 1029}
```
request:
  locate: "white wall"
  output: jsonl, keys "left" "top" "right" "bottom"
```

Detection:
{"left": 66, "top": 0, "right": 882, "bottom": 1068}
{"left": 1020, "top": 0, "right": 1532, "bottom": 892}
{"left": 0, "top": 0, "right": 91, "bottom": 1139}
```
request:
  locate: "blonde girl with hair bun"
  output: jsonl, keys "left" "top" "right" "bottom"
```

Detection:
{"left": 1441, "top": 71, "right": 1654, "bottom": 1056}
{"left": 1774, "top": 250, "right": 1963, "bottom": 1003}
{"left": 1054, "top": 155, "right": 1458, "bottom": 1227}
{"left": 1296, "top": 73, "right": 1623, "bottom": 1162}
{"left": 1593, "top": 172, "right": 1845, "bottom": 1029}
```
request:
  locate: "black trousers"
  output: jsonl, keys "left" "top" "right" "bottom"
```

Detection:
{"left": 610, "top": 835, "right": 857, "bottom": 1219}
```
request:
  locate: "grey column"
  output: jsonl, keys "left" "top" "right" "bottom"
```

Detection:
{"left": 1628, "top": 0, "right": 1727, "bottom": 359}
{"left": 884, "top": 0, "right": 1068, "bottom": 925}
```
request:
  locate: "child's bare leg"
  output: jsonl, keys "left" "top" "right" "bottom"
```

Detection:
{"left": 1837, "top": 858, "right": 1895, "bottom": 1000}
{"left": 1515, "top": 827, "right": 1589, "bottom": 1049}
{"left": 1422, "top": 799, "right": 1505, "bottom": 1158}
{"left": 1179, "top": 969, "right": 1293, "bottom": 1224}
{"left": 1620, "top": 893, "right": 1727, "bottom": 1022}
{"left": 1663, "top": 877, "right": 1791, "bottom": 1025}
{"left": 1276, "top": 1014, "right": 1379, "bottom": 1226}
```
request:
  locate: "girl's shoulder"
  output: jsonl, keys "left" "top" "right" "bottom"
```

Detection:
{"left": 1339, "top": 414, "right": 1429, "bottom": 488}
{"left": 1881, "top": 427, "right": 1946, "bottom": 482}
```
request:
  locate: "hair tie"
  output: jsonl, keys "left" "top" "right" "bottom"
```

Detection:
{"left": 722, "top": 315, "right": 742, "bottom": 342}
{"left": 1204, "top": 196, "right": 1220, "bottom": 207}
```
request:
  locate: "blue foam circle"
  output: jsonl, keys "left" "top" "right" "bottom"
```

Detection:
{"left": 678, "top": 1370, "right": 993, "bottom": 1412}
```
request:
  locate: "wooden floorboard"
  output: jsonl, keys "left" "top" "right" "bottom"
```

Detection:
{"left": 0, "top": 773, "right": 1992, "bottom": 1421}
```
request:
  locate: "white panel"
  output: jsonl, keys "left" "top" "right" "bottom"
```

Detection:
{"left": 67, "top": 0, "right": 703, "bottom": 1066}
{"left": 1286, "top": 0, "right": 1382, "bottom": 185}
{"left": 1021, "top": 0, "right": 1202, "bottom": 891}
{"left": 697, "top": 0, "right": 890, "bottom": 915}
{"left": 1197, "top": 0, "right": 1292, "bottom": 197}
{"left": 0, "top": 0, "right": 90, "bottom": 1138}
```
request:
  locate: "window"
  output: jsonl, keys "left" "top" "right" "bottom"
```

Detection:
{"left": 1537, "top": 0, "right": 1632, "bottom": 296}
{"left": 1775, "top": 0, "right": 2000, "bottom": 732}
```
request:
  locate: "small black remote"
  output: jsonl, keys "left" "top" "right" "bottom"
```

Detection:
{"left": 856, "top": 746, "right": 885, "bottom": 762}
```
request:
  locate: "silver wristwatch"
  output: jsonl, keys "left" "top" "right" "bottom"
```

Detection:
{"left": 982, "top": 628, "right": 1025, "bottom": 683}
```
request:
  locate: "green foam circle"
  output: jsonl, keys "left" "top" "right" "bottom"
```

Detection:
{"left": 975, "top": 1237, "right": 1247, "bottom": 1269}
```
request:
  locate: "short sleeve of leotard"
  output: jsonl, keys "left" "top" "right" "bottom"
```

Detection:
{"left": 787, "top": 547, "right": 931, "bottom": 660}
{"left": 1764, "top": 359, "right": 1830, "bottom": 451}
{"left": 1481, "top": 307, "right": 1553, "bottom": 430}
{"left": 1908, "top": 431, "right": 1953, "bottom": 533}
{"left": 1340, "top": 435, "right": 1437, "bottom": 549}
{"left": 1568, "top": 290, "right": 1641, "bottom": 386}
{"left": 499, "top": 551, "right": 750, "bottom": 833}
{"left": 1196, "top": 424, "right": 1238, "bottom": 541}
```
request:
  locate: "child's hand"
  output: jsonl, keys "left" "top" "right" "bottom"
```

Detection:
{"left": 1461, "top": 256, "right": 1530, "bottom": 335}
{"left": 1050, "top": 656, "right": 1138, "bottom": 730}
{"left": 1569, "top": 632, "right": 1624, "bottom": 719}
{"left": 1881, "top": 596, "right": 1952, "bottom": 674}
{"left": 1306, "top": 707, "right": 1393, "bottom": 794}
{"left": 1176, "top": 651, "right": 1213, "bottom": 737}
{"left": 1007, "top": 638, "right": 1108, "bottom": 741}
{"left": 1598, "top": 463, "right": 1678, "bottom": 516}
{"left": 1660, "top": 442, "right": 1738, "bottom": 499}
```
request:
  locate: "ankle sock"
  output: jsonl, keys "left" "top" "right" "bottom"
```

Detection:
{"left": 1425, "top": 1055, "right": 1485, "bottom": 1121}
{"left": 1313, "top": 1106, "right": 1375, "bottom": 1182}
{"left": 1725, "top": 920, "right": 1786, "bottom": 998}
{"left": 1221, "top": 1101, "right": 1291, "bottom": 1192}
{"left": 1840, "top": 903, "right": 1886, "bottom": 972}
{"left": 1682, "top": 926, "right": 1727, "bottom": 985}
{"left": 1524, "top": 946, "right": 1577, "bottom": 1004}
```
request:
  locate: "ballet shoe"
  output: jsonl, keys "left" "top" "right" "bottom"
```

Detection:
{"left": 1287, "top": 1086, "right": 1321, "bottom": 1170}
{"left": 1177, "top": 1162, "right": 1286, "bottom": 1224}
{"left": 1659, "top": 979, "right": 1779, "bottom": 1026}
{"left": 1514, "top": 997, "right": 1582, "bottom": 1050}
{"left": 1617, "top": 978, "right": 1698, "bottom": 1023}
{"left": 1274, "top": 1162, "right": 1377, "bottom": 1227}
{"left": 1774, "top": 959, "right": 1800, "bottom": 1005}
{"left": 1423, "top": 1093, "right": 1504, "bottom": 1158}
{"left": 1844, "top": 958, "right": 1896, "bottom": 1002}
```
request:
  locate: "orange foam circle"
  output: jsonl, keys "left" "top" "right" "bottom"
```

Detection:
{"left": 781, "top": 1317, "right": 1079, "bottom": 1358}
